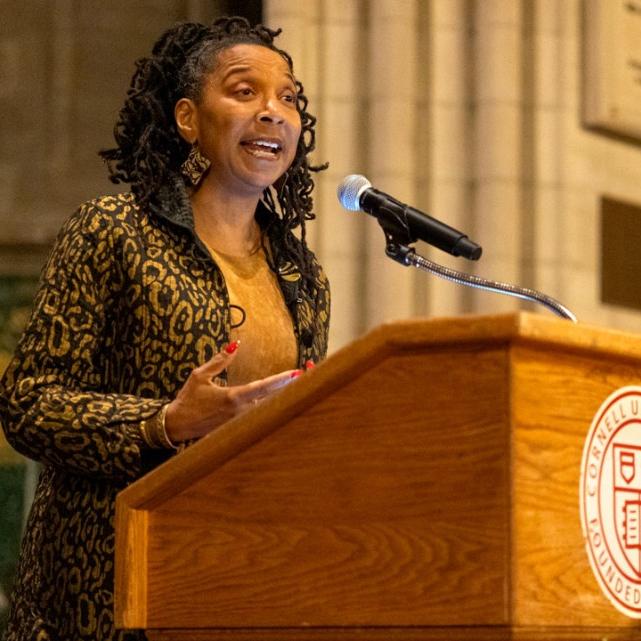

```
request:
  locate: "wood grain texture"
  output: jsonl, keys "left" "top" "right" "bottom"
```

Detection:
{"left": 114, "top": 507, "right": 148, "bottom": 628}
{"left": 143, "top": 349, "right": 509, "bottom": 628}
{"left": 115, "top": 313, "right": 641, "bottom": 635}
{"left": 145, "top": 625, "right": 641, "bottom": 641}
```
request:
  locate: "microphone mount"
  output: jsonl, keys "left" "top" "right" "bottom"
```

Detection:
{"left": 362, "top": 187, "right": 483, "bottom": 260}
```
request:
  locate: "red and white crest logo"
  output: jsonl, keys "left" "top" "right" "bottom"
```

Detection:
{"left": 580, "top": 387, "right": 641, "bottom": 617}
{"left": 613, "top": 444, "right": 641, "bottom": 578}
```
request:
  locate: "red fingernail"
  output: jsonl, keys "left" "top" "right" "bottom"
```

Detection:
{"left": 225, "top": 340, "right": 240, "bottom": 354}
{"left": 305, "top": 360, "right": 315, "bottom": 370}
{"left": 290, "top": 370, "right": 303, "bottom": 379}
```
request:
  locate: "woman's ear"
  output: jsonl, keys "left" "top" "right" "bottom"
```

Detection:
{"left": 175, "top": 98, "right": 198, "bottom": 143}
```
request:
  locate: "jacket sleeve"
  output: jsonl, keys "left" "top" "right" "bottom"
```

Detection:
{"left": 0, "top": 201, "right": 168, "bottom": 482}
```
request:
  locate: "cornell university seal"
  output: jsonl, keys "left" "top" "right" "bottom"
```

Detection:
{"left": 580, "top": 386, "right": 641, "bottom": 618}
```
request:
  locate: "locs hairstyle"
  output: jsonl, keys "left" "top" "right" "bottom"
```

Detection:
{"left": 100, "top": 16, "right": 326, "bottom": 277}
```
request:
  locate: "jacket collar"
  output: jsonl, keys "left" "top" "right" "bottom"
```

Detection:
{"left": 149, "top": 175, "right": 304, "bottom": 306}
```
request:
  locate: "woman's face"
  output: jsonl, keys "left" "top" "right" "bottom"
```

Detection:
{"left": 181, "top": 44, "right": 302, "bottom": 197}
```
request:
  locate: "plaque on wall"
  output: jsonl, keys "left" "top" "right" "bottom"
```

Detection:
{"left": 600, "top": 196, "right": 641, "bottom": 311}
{"left": 584, "top": 0, "right": 641, "bottom": 142}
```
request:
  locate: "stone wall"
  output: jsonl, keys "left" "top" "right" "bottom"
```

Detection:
{"left": 266, "top": 0, "right": 641, "bottom": 350}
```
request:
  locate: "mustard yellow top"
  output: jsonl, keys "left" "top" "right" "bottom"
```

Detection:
{"left": 208, "top": 243, "right": 298, "bottom": 386}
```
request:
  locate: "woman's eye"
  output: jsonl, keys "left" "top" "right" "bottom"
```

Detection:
{"left": 282, "top": 93, "right": 297, "bottom": 104}
{"left": 236, "top": 87, "right": 254, "bottom": 97}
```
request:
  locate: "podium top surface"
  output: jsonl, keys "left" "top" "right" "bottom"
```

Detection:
{"left": 350, "top": 311, "right": 641, "bottom": 359}
{"left": 117, "top": 312, "right": 641, "bottom": 510}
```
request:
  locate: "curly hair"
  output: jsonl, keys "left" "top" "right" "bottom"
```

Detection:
{"left": 100, "top": 16, "right": 326, "bottom": 283}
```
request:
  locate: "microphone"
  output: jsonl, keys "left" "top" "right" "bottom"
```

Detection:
{"left": 337, "top": 174, "right": 482, "bottom": 260}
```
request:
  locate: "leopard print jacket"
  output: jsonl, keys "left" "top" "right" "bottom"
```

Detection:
{"left": 0, "top": 190, "right": 330, "bottom": 641}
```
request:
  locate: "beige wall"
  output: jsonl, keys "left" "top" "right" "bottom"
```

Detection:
{"left": 266, "top": 0, "right": 641, "bottom": 351}
{"left": 0, "top": 0, "right": 227, "bottom": 274}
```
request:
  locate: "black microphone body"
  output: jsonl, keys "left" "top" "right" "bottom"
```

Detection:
{"left": 337, "top": 175, "right": 482, "bottom": 261}
{"left": 359, "top": 187, "right": 482, "bottom": 261}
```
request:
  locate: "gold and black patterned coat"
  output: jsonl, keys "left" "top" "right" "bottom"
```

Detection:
{"left": 0, "top": 190, "right": 330, "bottom": 641}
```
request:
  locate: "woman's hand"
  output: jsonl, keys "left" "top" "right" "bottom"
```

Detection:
{"left": 164, "top": 342, "right": 300, "bottom": 443}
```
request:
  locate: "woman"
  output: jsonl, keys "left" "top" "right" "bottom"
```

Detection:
{"left": 0, "top": 16, "right": 329, "bottom": 641}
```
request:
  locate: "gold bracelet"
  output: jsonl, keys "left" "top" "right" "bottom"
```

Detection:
{"left": 150, "top": 404, "right": 178, "bottom": 450}
{"left": 139, "top": 418, "right": 156, "bottom": 449}
{"left": 139, "top": 405, "right": 177, "bottom": 450}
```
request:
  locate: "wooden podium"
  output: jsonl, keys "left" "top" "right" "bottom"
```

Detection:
{"left": 115, "top": 313, "right": 641, "bottom": 640}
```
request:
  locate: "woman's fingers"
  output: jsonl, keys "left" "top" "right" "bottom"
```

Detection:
{"left": 167, "top": 349, "right": 307, "bottom": 441}
{"left": 194, "top": 341, "right": 240, "bottom": 380}
{"left": 231, "top": 369, "right": 302, "bottom": 405}
{"left": 164, "top": 342, "right": 242, "bottom": 441}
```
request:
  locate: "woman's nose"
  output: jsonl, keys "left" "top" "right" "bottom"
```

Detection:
{"left": 257, "top": 98, "right": 285, "bottom": 124}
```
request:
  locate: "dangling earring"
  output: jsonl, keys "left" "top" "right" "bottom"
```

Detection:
{"left": 181, "top": 143, "right": 210, "bottom": 187}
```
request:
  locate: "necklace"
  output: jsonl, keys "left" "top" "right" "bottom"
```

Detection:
{"left": 202, "top": 232, "right": 264, "bottom": 261}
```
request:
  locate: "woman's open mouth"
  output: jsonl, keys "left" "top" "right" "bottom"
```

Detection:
{"left": 240, "top": 138, "right": 283, "bottom": 159}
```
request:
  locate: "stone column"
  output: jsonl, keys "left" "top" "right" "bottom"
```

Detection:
{"left": 424, "top": 0, "right": 475, "bottom": 316}
{"left": 471, "top": 0, "right": 524, "bottom": 314}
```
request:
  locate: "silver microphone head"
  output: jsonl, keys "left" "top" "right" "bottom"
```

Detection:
{"left": 337, "top": 174, "right": 372, "bottom": 211}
